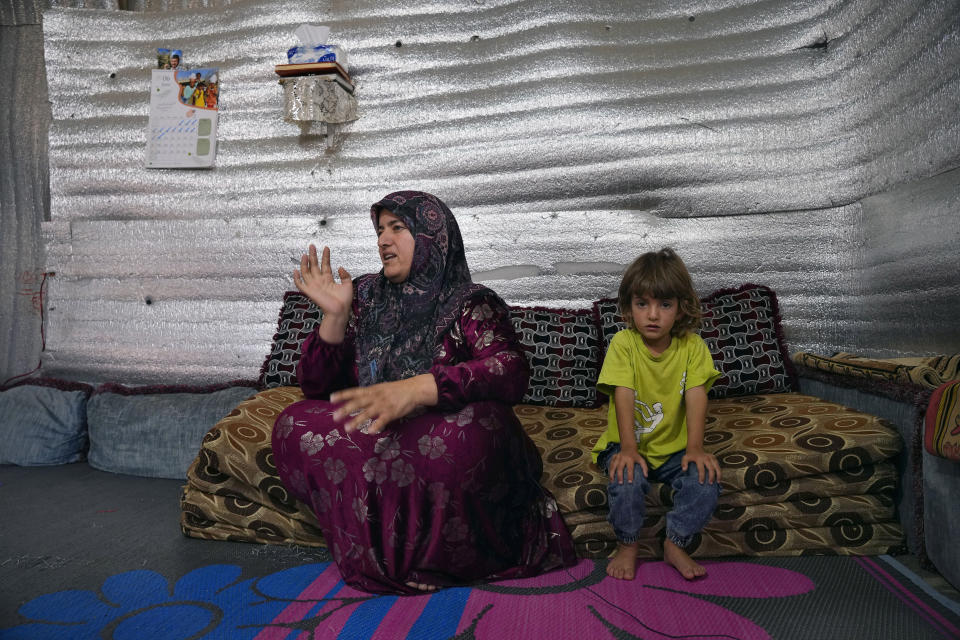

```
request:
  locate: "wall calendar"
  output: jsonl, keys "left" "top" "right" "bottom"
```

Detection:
{"left": 145, "top": 68, "right": 219, "bottom": 168}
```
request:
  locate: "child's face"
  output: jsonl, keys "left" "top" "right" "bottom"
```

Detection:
{"left": 630, "top": 293, "right": 680, "bottom": 350}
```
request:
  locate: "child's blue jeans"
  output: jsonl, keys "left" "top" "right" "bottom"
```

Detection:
{"left": 597, "top": 443, "right": 720, "bottom": 549}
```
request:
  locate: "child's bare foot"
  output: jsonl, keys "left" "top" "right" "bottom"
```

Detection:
{"left": 606, "top": 542, "right": 640, "bottom": 580}
{"left": 663, "top": 538, "right": 706, "bottom": 580}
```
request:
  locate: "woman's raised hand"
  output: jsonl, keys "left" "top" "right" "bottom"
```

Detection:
{"left": 294, "top": 245, "right": 353, "bottom": 342}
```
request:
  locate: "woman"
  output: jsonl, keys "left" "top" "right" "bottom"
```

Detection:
{"left": 272, "top": 191, "right": 577, "bottom": 594}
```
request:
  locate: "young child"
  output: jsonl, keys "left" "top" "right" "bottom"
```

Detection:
{"left": 593, "top": 247, "right": 721, "bottom": 581}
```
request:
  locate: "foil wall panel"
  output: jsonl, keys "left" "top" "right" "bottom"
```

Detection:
{"left": 1, "top": 0, "right": 118, "bottom": 26}
{"left": 31, "top": 0, "right": 960, "bottom": 383}
{"left": 854, "top": 168, "right": 960, "bottom": 357}
{"left": 40, "top": 204, "right": 860, "bottom": 383}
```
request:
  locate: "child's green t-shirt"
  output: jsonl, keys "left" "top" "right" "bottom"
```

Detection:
{"left": 592, "top": 330, "right": 720, "bottom": 469}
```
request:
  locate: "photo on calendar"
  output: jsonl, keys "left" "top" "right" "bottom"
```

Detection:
{"left": 176, "top": 68, "right": 219, "bottom": 110}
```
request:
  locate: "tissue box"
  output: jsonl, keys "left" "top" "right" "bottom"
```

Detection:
{"left": 287, "top": 44, "right": 347, "bottom": 69}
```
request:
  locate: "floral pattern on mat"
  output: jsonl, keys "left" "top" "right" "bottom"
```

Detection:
{"left": 4, "top": 559, "right": 818, "bottom": 640}
{"left": 182, "top": 391, "right": 904, "bottom": 558}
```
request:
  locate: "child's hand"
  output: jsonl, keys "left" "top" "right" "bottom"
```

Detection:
{"left": 682, "top": 447, "right": 721, "bottom": 484}
{"left": 608, "top": 449, "right": 648, "bottom": 484}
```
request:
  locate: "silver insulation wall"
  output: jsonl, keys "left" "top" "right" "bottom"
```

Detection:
{"left": 2, "top": 0, "right": 958, "bottom": 384}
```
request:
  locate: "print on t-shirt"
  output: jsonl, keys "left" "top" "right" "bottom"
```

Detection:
{"left": 634, "top": 396, "right": 664, "bottom": 436}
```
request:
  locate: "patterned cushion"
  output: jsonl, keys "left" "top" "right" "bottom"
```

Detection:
{"left": 181, "top": 386, "right": 326, "bottom": 547}
{"left": 259, "top": 292, "right": 322, "bottom": 388}
{"left": 521, "top": 394, "right": 903, "bottom": 558}
{"left": 182, "top": 391, "right": 904, "bottom": 559}
{"left": 699, "top": 284, "right": 796, "bottom": 397}
{"left": 592, "top": 298, "right": 624, "bottom": 354}
{"left": 592, "top": 284, "right": 796, "bottom": 398}
{"left": 258, "top": 294, "right": 604, "bottom": 407}
{"left": 508, "top": 306, "right": 601, "bottom": 407}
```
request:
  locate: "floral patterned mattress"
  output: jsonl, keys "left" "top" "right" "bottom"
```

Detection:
{"left": 181, "top": 388, "right": 905, "bottom": 558}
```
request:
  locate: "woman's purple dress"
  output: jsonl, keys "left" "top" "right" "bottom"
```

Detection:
{"left": 272, "top": 289, "right": 577, "bottom": 594}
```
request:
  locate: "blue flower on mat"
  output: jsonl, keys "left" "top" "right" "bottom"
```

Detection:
{"left": 2, "top": 564, "right": 295, "bottom": 640}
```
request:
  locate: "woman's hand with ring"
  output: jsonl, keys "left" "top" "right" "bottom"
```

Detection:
{"left": 331, "top": 374, "right": 439, "bottom": 434}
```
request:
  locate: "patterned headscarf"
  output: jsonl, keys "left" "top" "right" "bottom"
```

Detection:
{"left": 354, "top": 191, "right": 484, "bottom": 385}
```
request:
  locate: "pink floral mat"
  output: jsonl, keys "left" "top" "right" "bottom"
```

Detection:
{"left": 5, "top": 555, "right": 959, "bottom": 639}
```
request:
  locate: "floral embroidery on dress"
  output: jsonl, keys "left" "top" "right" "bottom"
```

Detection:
{"left": 287, "top": 468, "right": 309, "bottom": 495}
{"left": 478, "top": 414, "right": 500, "bottom": 431}
{"left": 346, "top": 541, "right": 366, "bottom": 560}
{"left": 275, "top": 415, "right": 295, "bottom": 439}
{"left": 299, "top": 431, "right": 325, "bottom": 455}
{"left": 365, "top": 547, "right": 381, "bottom": 571}
{"left": 363, "top": 457, "right": 388, "bottom": 484}
{"left": 325, "top": 430, "right": 341, "bottom": 446}
{"left": 418, "top": 434, "right": 447, "bottom": 459}
{"left": 474, "top": 329, "right": 494, "bottom": 350}
{"left": 390, "top": 459, "right": 416, "bottom": 487}
{"left": 324, "top": 457, "right": 347, "bottom": 484}
{"left": 374, "top": 436, "right": 401, "bottom": 460}
{"left": 448, "top": 319, "right": 464, "bottom": 349}
{"left": 471, "top": 303, "right": 494, "bottom": 321}
{"left": 353, "top": 497, "right": 370, "bottom": 523}
{"left": 485, "top": 357, "right": 506, "bottom": 375}
{"left": 311, "top": 487, "right": 332, "bottom": 513}
{"left": 446, "top": 405, "right": 474, "bottom": 427}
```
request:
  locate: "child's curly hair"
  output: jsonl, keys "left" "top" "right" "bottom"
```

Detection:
{"left": 617, "top": 247, "right": 701, "bottom": 336}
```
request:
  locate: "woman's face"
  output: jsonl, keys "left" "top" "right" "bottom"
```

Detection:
{"left": 377, "top": 210, "right": 415, "bottom": 283}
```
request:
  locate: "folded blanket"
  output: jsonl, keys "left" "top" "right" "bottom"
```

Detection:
{"left": 793, "top": 351, "right": 960, "bottom": 389}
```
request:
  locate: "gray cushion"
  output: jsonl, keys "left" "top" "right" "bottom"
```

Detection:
{"left": 0, "top": 382, "right": 91, "bottom": 466}
{"left": 86, "top": 384, "right": 258, "bottom": 479}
